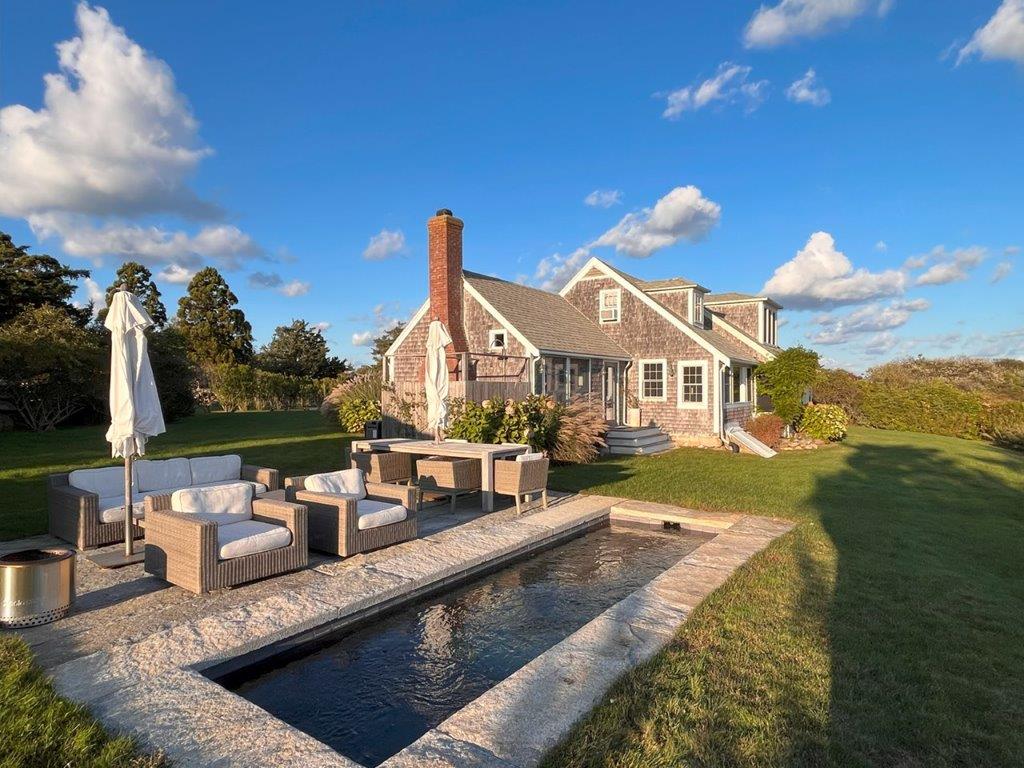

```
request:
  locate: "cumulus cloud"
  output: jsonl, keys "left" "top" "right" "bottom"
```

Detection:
{"left": 362, "top": 229, "right": 406, "bottom": 260}
{"left": 958, "top": 0, "right": 1024, "bottom": 65}
{"left": 914, "top": 245, "right": 987, "bottom": 286}
{"left": 786, "top": 68, "right": 831, "bottom": 106}
{"left": 591, "top": 186, "right": 721, "bottom": 258}
{"left": 532, "top": 247, "right": 591, "bottom": 292}
{"left": 875, "top": 240, "right": 888, "bottom": 252}
{"left": 0, "top": 4, "right": 268, "bottom": 272}
{"left": 314, "top": 321, "right": 332, "bottom": 332}
{"left": 659, "top": 63, "right": 768, "bottom": 119}
{"left": 991, "top": 261, "right": 1014, "bottom": 283}
{"left": 862, "top": 330, "right": 901, "bottom": 356}
{"left": 351, "top": 331, "right": 375, "bottom": 346}
{"left": 810, "top": 298, "right": 930, "bottom": 344}
{"left": 247, "top": 271, "right": 310, "bottom": 297}
{"left": 77, "top": 276, "right": 105, "bottom": 316}
{"left": 157, "top": 264, "right": 195, "bottom": 285}
{"left": 744, "top": 0, "right": 891, "bottom": 48}
{"left": 351, "top": 303, "right": 404, "bottom": 348}
{"left": 762, "top": 231, "right": 906, "bottom": 309}
{"left": 584, "top": 189, "right": 622, "bottom": 208}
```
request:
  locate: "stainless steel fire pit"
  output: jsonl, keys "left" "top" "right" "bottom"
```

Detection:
{"left": 0, "top": 548, "right": 75, "bottom": 628}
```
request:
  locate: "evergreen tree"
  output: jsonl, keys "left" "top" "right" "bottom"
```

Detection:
{"left": 0, "top": 231, "right": 91, "bottom": 325}
{"left": 98, "top": 261, "right": 168, "bottom": 327}
{"left": 176, "top": 267, "right": 253, "bottom": 365}
{"left": 255, "top": 319, "right": 348, "bottom": 378}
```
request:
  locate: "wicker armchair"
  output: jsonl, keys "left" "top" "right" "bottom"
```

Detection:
{"left": 285, "top": 475, "right": 418, "bottom": 557}
{"left": 350, "top": 451, "right": 413, "bottom": 484}
{"left": 494, "top": 455, "right": 550, "bottom": 514}
{"left": 143, "top": 492, "right": 307, "bottom": 594}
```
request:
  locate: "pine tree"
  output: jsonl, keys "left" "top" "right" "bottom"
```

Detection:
{"left": 0, "top": 230, "right": 91, "bottom": 325}
{"left": 98, "top": 261, "right": 168, "bottom": 327}
{"left": 255, "top": 319, "right": 348, "bottom": 378}
{"left": 176, "top": 267, "right": 253, "bottom": 365}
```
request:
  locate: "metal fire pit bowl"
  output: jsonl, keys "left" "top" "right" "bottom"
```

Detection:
{"left": 0, "top": 548, "right": 76, "bottom": 628}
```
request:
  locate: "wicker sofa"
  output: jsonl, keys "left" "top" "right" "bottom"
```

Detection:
{"left": 144, "top": 482, "right": 307, "bottom": 594}
{"left": 285, "top": 468, "right": 418, "bottom": 557}
{"left": 47, "top": 455, "right": 279, "bottom": 550}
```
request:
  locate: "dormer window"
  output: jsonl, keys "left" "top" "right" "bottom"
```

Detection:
{"left": 599, "top": 288, "right": 621, "bottom": 323}
{"left": 488, "top": 329, "right": 507, "bottom": 351}
{"left": 692, "top": 292, "right": 704, "bottom": 326}
{"left": 763, "top": 307, "right": 778, "bottom": 345}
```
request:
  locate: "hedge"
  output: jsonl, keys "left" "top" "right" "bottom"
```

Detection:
{"left": 209, "top": 363, "right": 333, "bottom": 412}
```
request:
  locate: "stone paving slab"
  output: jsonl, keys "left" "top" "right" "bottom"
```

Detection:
{"left": 610, "top": 499, "right": 745, "bottom": 532}
{"left": 382, "top": 730, "right": 515, "bottom": 768}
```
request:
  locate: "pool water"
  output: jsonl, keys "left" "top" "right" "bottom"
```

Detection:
{"left": 222, "top": 524, "right": 708, "bottom": 766}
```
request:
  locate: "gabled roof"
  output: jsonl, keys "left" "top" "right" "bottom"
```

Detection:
{"left": 603, "top": 264, "right": 708, "bottom": 293}
{"left": 706, "top": 291, "right": 783, "bottom": 309}
{"left": 463, "top": 271, "right": 630, "bottom": 359}
{"left": 707, "top": 308, "right": 779, "bottom": 359}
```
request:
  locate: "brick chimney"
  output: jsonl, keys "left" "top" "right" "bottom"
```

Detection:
{"left": 427, "top": 208, "right": 468, "bottom": 353}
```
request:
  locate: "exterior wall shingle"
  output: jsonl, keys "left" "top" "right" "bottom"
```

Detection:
{"left": 710, "top": 302, "right": 761, "bottom": 340}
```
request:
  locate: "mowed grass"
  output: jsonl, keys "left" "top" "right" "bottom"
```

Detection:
{"left": 544, "top": 427, "right": 1024, "bottom": 767}
{"left": 0, "top": 410, "right": 351, "bottom": 540}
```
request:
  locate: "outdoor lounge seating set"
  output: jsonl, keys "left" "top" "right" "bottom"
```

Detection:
{"left": 47, "top": 446, "right": 549, "bottom": 594}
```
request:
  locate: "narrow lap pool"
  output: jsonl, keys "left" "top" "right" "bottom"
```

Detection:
{"left": 219, "top": 524, "right": 709, "bottom": 766}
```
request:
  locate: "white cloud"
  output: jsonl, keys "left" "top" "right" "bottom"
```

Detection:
{"left": 786, "top": 68, "right": 831, "bottom": 106}
{"left": 80, "top": 276, "right": 105, "bottom": 315}
{"left": 958, "top": 0, "right": 1024, "bottom": 65}
{"left": 810, "top": 298, "right": 929, "bottom": 344}
{"left": 157, "top": 264, "right": 195, "bottom": 285}
{"left": 862, "top": 330, "right": 901, "bottom": 356}
{"left": 591, "top": 186, "right": 721, "bottom": 258}
{"left": 362, "top": 229, "right": 406, "bottom": 260}
{"left": 532, "top": 247, "right": 591, "bottom": 292}
{"left": 351, "top": 331, "right": 375, "bottom": 346}
{"left": 0, "top": 3, "right": 213, "bottom": 220}
{"left": 1005, "top": 244, "right": 1021, "bottom": 256}
{"left": 247, "top": 271, "right": 310, "bottom": 297}
{"left": 350, "top": 303, "right": 404, "bottom": 348}
{"left": 744, "top": 0, "right": 891, "bottom": 48}
{"left": 914, "top": 245, "right": 987, "bottom": 286}
{"left": 902, "top": 254, "right": 927, "bottom": 269}
{"left": 584, "top": 189, "right": 622, "bottom": 208}
{"left": 762, "top": 231, "right": 906, "bottom": 309}
{"left": 875, "top": 240, "right": 888, "bottom": 252}
{"left": 314, "top": 321, "right": 332, "bottom": 332}
{"left": 660, "top": 63, "right": 768, "bottom": 119}
{"left": 967, "top": 327, "right": 1024, "bottom": 358}
{"left": 991, "top": 261, "right": 1014, "bottom": 283}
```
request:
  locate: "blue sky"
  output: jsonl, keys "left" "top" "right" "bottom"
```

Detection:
{"left": 1, "top": 1, "right": 1021, "bottom": 369}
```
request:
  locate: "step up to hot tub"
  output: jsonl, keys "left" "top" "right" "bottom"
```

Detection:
{"left": 604, "top": 426, "right": 674, "bottom": 455}
{"left": 610, "top": 499, "right": 744, "bottom": 533}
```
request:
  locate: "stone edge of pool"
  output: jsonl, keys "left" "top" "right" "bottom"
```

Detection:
{"left": 48, "top": 495, "right": 793, "bottom": 768}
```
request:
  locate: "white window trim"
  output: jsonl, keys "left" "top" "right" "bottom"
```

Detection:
{"left": 488, "top": 328, "right": 508, "bottom": 351}
{"left": 692, "top": 292, "right": 704, "bottom": 326}
{"left": 638, "top": 358, "right": 667, "bottom": 402}
{"left": 676, "top": 360, "right": 707, "bottom": 409}
{"left": 599, "top": 288, "right": 621, "bottom": 324}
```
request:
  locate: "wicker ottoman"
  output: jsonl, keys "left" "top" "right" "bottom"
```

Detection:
{"left": 416, "top": 457, "right": 481, "bottom": 512}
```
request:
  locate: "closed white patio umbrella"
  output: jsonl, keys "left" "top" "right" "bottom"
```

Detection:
{"left": 425, "top": 319, "right": 452, "bottom": 442}
{"left": 94, "top": 290, "right": 165, "bottom": 567}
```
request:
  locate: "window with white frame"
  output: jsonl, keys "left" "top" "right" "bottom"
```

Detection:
{"left": 639, "top": 359, "right": 666, "bottom": 401}
{"left": 677, "top": 360, "right": 706, "bottom": 408}
{"left": 599, "top": 288, "right": 621, "bottom": 323}
{"left": 692, "top": 292, "right": 704, "bottom": 326}
{"left": 763, "top": 307, "right": 777, "bottom": 345}
{"left": 488, "top": 329, "right": 507, "bottom": 351}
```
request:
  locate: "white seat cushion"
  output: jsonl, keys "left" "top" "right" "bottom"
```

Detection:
{"left": 97, "top": 493, "right": 145, "bottom": 523}
{"left": 190, "top": 455, "right": 242, "bottom": 485}
{"left": 192, "top": 479, "right": 267, "bottom": 495}
{"left": 355, "top": 499, "right": 408, "bottom": 530}
{"left": 217, "top": 520, "right": 292, "bottom": 560}
{"left": 135, "top": 458, "right": 191, "bottom": 493}
{"left": 69, "top": 466, "right": 125, "bottom": 498}
{"left": 171, "top": 482, "right": 253, "bottom": 525}
{"left": 305, "top": 468, "right": 366, "bottom": 499}
{"left": 516, "top": 452, "right": 545, "bottom": 462}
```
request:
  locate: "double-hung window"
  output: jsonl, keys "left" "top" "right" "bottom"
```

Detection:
{"left": 599, "top": 288, "right": 621, "bottom": 323}
{"left": 639, "top": 359, "right": 666, "bottom": 401}
{"left": 677, "top": 360, "right": 706, "bottom": 408}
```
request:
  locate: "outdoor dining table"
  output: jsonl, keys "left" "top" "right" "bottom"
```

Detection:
{"left": 350, "top": 439, "right": 530, "bottom": 512}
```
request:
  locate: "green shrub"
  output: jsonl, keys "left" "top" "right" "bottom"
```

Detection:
{"left": 446, "top": 398, "right": 504, "bottom": 444}
{"left": 337, "top": 397, "right": 382, "bottom": 432}
{"left": 799, "top": 403, "right": 848, "bottom": 441}
{"left": 754, "top": 346, "right": 820, "bottom": 426}
{"left": 813, "top": 368, "right": 863, "bottom": 422}
{"left": 209, "top": 363, "right": 332, "bottom": 412}
{"left": 980, "top": 401, "right": 1024, "bottom": 450}
{"left": 747, "top": 413, "right": 785, "bottom": 449}
{"left": 858, "top": 381, "right": 984, "bottom": 440}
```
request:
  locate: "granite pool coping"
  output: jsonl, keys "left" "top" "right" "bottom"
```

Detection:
{"left": 38, "top": 495, "right": 793, "bottom": 767}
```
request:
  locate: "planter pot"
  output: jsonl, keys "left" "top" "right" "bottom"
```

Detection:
{"left": 626, "top": 408, "right": 642, "bottom": 427}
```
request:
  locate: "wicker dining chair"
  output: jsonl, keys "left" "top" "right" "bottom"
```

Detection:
{"left": 350, "top": 451, "right": 414, "bottom": 484}
{"left": 493, "top": 454, "right": 550, "bottom": 514}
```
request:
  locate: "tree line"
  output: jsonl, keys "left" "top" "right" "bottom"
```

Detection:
{"left": 0, "top": 231, "right": 349, "bottom": 431}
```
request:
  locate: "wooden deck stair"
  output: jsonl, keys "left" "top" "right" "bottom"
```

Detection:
{"left": 604, "top": 425, "right": 674, "bottom": 456}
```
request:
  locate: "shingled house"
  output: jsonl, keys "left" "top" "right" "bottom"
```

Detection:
{"left": 383, "top": 210, "right": 782, "bottom": 452}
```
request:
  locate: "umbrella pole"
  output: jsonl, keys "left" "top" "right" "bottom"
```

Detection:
{"left": 124, "top": 454, "right": 134, "bottom": 558}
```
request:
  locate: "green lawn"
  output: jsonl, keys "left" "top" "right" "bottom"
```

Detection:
{"left": 544, "top": 427, "right": 1024, "bottom": 767}
{"left": 2, "top": 415, "right": 1022, "bottom": 766}
{"left": 0, "top": 410, "right": 351, "bottom": 541}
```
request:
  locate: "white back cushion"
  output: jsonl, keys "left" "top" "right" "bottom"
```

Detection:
{"left": 135, "top": 458, "right": 191, "bottom": 493}
{"left": 516, "top": 452, "right": 545, "bottom": 462}
{"left": 305, "top": 468, "right": 366, "bottom": 499}
{"left": 190, "top": 455, "right": 242, "bottom": 485}
{"left": 171, "top": 482, "right": 252, "bottom": 525}
{"left": 69, "top": 466, "right": 125, "bottom": 498}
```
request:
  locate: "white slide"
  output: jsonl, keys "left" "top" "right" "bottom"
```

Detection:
{"left": 725, "top": 424, "right": 777, "bottom": 458}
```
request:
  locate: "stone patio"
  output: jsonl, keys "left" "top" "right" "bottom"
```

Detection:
{"left": 2, "top": 493, "right": 793, "bottom": 767}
